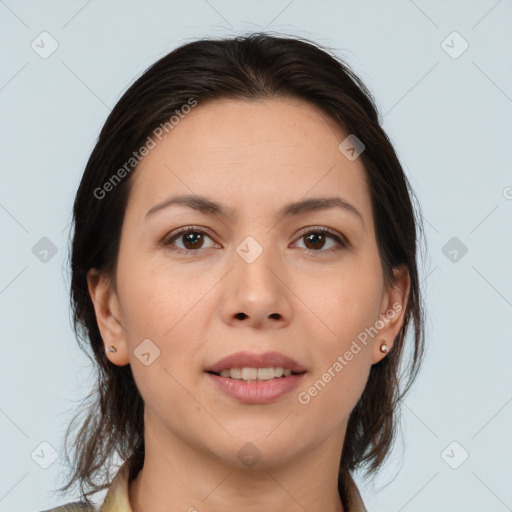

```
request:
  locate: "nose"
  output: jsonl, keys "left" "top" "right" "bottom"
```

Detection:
{"left": 220, "top": 240, "right": 293, "bottom": 329}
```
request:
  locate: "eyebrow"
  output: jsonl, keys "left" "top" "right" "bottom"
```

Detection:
{"left": 145, "top": 193, "right": 365, "bottom": 229}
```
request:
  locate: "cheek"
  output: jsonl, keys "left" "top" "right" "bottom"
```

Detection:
{"left": 294, "top": 346, "right": 371, "bottom": 443}
{"left": 291, "top": 262, "right": 380, "bottom": 419}
{"left": 299, "top": 262, "right": 383, "bottom": 344}
{"left": 116, "top": 249, "right": 212, "bottom": 338}
{"left": 115, "top": 254, "right": 214, "bottom": 389}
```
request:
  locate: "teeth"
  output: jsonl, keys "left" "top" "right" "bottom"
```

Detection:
{"left": 217, "top": 367, "right": 295, "bottom": 380}
{"left": 229, "top": 367, "right": 242, "bottom": 379}
{"left": 241, "top": 367, "right": 258, "bottom": 380}
{"left": 257, "top": 367, "right": 274, "bottom": 380}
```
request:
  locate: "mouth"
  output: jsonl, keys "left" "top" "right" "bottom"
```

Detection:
{"left": 205, "top": 350, "right": 307, "bottom": 375}
{"left": 205, "top": 368, "right": 307, "bottom": 404}
{"left": 206, "top": 367, "right": 306, "bottom": 381}
{"left": 204, "top": 351, "right": 307, "bottom": 404}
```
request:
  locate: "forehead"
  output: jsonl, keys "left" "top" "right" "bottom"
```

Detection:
{"left": 128, "top": 97, "right": 373, "bottom": 226}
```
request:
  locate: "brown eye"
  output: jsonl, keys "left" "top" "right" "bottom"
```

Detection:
{"left": 303, "top": 232, "right": 327, "bottom": 250}
{"left": 180, "top": 231, "right": 205, "bottom": 250}
{"left": 164, "top": 227, "right": 217, "bottom": 254}
{"left": 294, "top": 228, "right": 347, "bottom": 253}
{"left": 164, "top": 226, "right": 347, "bottom": 256}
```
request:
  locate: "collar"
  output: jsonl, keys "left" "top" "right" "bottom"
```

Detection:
{"left": 100, "top": 459, "right": 367, "bottom": 512}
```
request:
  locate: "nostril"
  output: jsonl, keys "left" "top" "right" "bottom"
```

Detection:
{"left": 235, "top": 312, "right": 247, "bottom": 320}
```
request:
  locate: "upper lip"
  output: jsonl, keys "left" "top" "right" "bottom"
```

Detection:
{"left": 205, "top": 351, "right": 307, "bottom": 374}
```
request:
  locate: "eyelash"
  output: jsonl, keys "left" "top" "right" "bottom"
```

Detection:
{"left": 162, "top": 225, "right": 348, "bottom": 256}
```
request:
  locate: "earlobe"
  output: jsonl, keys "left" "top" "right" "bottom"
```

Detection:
{"left": 87, "top": 269, "right": 130, "bottom": 366}
{"left": 372, "top": 265, "right": 410, "bottom": 364}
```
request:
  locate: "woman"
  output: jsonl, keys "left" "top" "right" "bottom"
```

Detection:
{"left": 46, "top": 32, "right": 425, "bottom": 512}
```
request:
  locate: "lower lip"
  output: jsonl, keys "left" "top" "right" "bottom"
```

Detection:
{"left": 206, "top": 372, "right": 306, "bottom": 404}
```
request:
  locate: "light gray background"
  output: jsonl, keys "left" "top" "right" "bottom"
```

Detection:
{"left": 1, "top": 1, "right": 511, "bottom": 511}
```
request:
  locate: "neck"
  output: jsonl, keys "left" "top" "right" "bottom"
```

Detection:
{"left": 128, "top": 416, "right": 346, "bottom": 512}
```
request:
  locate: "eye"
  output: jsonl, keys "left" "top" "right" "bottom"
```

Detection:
{"left": 163, "top": 226, "right": 218, "bottom": 254}
{"left": 163, "top": 226, "right": 348, "bottom": 255}
{"left": 292, "top": 227, "right": 348, "bottom": 253}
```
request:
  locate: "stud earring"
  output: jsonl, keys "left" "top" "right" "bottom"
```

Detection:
{"left": 107, "top": 345, "right": 117, "bottom": 353}
{"left": 379, "top": 342, "right": 389, "bottom": 353}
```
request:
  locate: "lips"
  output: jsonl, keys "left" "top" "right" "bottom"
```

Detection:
{"left": 206, "top": 372, "right": 306, "bottom": 404}
{"left": 204, "top": 350, "right": 307, "bottom": 374}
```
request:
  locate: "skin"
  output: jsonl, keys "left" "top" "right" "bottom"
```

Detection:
{"left": 88, "top": 97, "right": 410, "bottom": 512}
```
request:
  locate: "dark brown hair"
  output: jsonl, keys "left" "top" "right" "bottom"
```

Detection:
{"left": 58, "top": 32, "right": 426, "bottom": 509}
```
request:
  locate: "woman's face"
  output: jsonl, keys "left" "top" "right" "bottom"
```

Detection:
{"left": 89, "top": 97, "right": 409, "bottom": 470}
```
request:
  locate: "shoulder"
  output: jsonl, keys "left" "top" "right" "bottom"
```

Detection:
{"left": 39, "top": 502, "right": 97, "bottom": 512}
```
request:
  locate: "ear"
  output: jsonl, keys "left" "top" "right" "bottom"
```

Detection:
{"left": 87, "top": 268, "right": 130, "bottom": 366}
{"left": 371, "top": 264, "right": 411, "bottom": 364}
